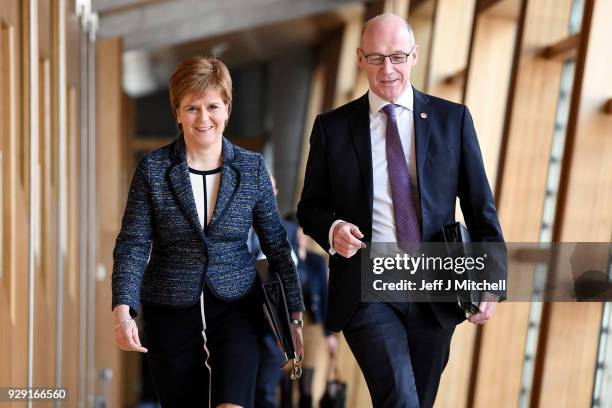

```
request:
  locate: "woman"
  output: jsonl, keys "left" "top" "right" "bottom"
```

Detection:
{"left": 112, "top": 56, "right": 304, "bottom": 408}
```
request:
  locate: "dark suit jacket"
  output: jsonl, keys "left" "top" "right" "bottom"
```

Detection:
{"left": 112, "top": 135, "right": 304, "bottom": 317}
{"left": 297, "top": 88, "right": 505, "bottom": 331}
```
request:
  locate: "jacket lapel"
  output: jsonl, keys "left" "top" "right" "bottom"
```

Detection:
{"left": 167, "top": 135, "right": 207, "bottom": 241}
{"left": 208, "top": 138, "right": 240, "bottom": 230}
{"left": 349, "top": 93, "right": 374, "bottom": 218}
{"left": 413, "top": 87, "right": 432, "bottom": 193}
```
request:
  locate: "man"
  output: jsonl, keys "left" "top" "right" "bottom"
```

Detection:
{"left": 297, "top": 13, "right": 505, "bottom": 408}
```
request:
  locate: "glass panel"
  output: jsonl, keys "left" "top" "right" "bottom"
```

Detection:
{"left": 592, "top": 248, "right": 612, "bottom": 406}
{"left": 518, "top": 58, "right": 576, "bottom": 407}
{"left": 568, "top": 0, "right": 585, "bottom": 35}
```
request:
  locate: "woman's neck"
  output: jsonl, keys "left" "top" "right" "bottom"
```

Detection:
{"left": 185, "top": 139, "right": 223, "bottom": 171}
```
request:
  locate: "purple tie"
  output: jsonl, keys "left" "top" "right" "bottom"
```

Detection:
{"left": 381, "top": 103, "right": 421, "bottom": 253}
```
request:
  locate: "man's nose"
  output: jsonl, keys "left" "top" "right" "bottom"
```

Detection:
{"left": 381, "top": 57, "right": 394, "bottom": 72}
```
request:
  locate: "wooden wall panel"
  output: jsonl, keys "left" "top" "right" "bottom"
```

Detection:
{"left": 33, "top": 55, "right": 57, "bottom": 390}
{"left": 409, "top": 0, "right": 436, "bottom": 91}
{"left": 464, "top": 0, "right": 519, "bottom": 186}
{"left": 0, "top": 0, "right": 28, "bottom": 396}
{"left": 95, "top": 37, "right": 126, "bottom": 408}
{"left": 536, "top": 0, "right": 612, "bottom": 405}
{"left": 472, "top": 0, "right": 574, "bottom": 406}
{"left": 427, "top": 0, "right": 475, "bottom": 102}
{"left": 62, "top": 84, "right": 81, "bottom": 404}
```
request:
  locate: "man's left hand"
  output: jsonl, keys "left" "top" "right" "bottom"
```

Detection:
{"left": 467, "top": 292, "right": 499, "bottom": 325}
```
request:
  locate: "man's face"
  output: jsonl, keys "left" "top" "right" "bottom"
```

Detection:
{"left": 358, "top": 20, "right": 418, "bottom": 102}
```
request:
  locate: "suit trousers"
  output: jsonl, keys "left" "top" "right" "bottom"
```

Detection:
{"left": 343, "top": 301, "right": 454, "bottom": 408}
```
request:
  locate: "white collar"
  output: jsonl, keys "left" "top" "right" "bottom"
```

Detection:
{"left": 368, "top": 85, "right": 414, "bottom": 116}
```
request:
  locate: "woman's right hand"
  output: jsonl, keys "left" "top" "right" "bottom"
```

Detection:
{"left": 113, "top": 305, "right": 148, "bottom": 353}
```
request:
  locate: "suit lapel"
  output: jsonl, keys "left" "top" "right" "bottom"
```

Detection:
{"left": 413, "top": 87, "right": 432, "bottom": 191}
{"left": 208, "top": 138, "right": 240, "bottom": 230}
{"left": 349, "top": 93, "right": 374, "bottom": 218}
{"left": 167, "top": 135, "right": 207, "bottom": 241}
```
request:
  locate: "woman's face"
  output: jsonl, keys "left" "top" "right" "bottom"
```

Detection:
{"left": 177, "top": 90, "right": 229, "bottom": 150}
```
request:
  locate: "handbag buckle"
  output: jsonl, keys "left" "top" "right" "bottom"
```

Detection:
{"left": 290, "top": 355, "right": 303, "bottom": 380}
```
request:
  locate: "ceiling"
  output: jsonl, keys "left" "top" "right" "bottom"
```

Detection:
{"left": 96, "top": 0, "right": 367, "bottom": 95}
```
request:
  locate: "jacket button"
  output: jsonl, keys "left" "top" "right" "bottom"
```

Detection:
{"left": 200, "top": 255, "right": 208, "bottom": 264}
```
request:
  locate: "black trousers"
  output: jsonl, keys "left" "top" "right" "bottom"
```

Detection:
{"left": 343, "top": 302, "right": 454, "bottom": 408}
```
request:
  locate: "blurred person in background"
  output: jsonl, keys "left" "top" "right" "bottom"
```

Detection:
{"left": 112, "top": 56, "right": 304, "bottom": 408}
{"left": 279, "top": 217, "right": 338, "bottom": 408}
{"left": 249, "top": 176, "right": 300, "bottom": 408}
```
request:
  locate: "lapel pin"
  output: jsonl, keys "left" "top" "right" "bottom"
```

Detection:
{"left": 420, "top": 112, "right": 428, "bottom": 119}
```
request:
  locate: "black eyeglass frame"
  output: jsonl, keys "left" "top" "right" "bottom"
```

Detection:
{"left": 360, "top": 45, "right": 417, "bottom": 65}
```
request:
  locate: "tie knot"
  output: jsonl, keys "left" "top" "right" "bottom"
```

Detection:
{"left": 381, "top": 103, "right": 397, "bottom": 119}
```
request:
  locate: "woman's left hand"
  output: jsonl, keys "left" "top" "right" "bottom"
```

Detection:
{"left": 291, "top": 323, "right": 304, "bottom": 361}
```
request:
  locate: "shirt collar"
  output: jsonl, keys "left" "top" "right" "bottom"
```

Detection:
{"left": 368, "top": 85, "right": 414, "bottom": 116}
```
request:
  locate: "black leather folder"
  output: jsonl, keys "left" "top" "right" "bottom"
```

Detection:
{"left": 441, "top": 222, "right": 480, "bottom": 315}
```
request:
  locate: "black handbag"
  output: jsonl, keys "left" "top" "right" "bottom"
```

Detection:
{"left": 256, "top": 259, "right": 303, "bottom": 380}
{"left": 319, "top": 349, "right": 346, "bottom": 408}
{"left": 441, "top": 222, "right": 480, "bottom": 315}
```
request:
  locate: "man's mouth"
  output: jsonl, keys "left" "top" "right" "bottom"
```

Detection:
{"left": 380, "top": 79, "right": 398, "bottom": 85}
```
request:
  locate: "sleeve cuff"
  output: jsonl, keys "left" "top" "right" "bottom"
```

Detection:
{"left": 328, "top": 219, "right": 345, "bottom": 255}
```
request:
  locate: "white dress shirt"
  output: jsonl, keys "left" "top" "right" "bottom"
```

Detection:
{"left": 329, "top": 87, "right": 420, "bottom": 254}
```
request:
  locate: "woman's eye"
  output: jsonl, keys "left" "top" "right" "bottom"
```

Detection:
{"left": 186, "top": 106, "right": 198, "bottom": 112}
{"left": 209, "top": 105, "right": 218, "bottom": 111}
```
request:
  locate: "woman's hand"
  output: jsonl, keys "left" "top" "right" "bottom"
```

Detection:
{"left": 290, "top": 312, "right": 304, "bottom": 360}
{"left": 113, "top": 305, "right": 148, "bottom": 353}
{"left": 290, "top": 323, "right": 304, "bottom": 360}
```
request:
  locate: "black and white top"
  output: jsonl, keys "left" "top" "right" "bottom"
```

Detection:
{"left": 188, "top": 167, "right": 222, "bottom": 231}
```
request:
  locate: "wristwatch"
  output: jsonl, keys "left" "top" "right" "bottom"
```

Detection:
{"left": 290, "top": 319, "right": 304, "bottom": 328}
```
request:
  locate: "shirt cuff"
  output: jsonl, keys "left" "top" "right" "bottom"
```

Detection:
{"left": 328, "top": 219, "right": 345, "bottom": 255}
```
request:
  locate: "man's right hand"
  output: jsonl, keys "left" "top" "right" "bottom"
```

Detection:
{"left": 332, "top": 221, "right": 366, "bottom": 258}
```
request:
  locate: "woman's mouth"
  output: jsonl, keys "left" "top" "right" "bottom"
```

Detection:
{"left": 194, "top": 126, "right": 213, "bottom": 133}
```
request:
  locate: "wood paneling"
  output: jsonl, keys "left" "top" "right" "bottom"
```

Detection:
{"left": 471, "top": 0, "right": 575, "bottom": 406}
{"left": 0, "top": 1, "right": 28, "bottom": 395}
{"left": 427, "top": 0, "right": 475, "bottom": 102}
{"left": 464, "top": 0, "right": 519, "bottom": 187}
{"left": 33, "top": 55, "right": 57, "bottom": 389}
{"left": 95, "top": 37, "right": 127, "bottom": 408}
{"left": 409, "top": 0, "right": 436, "bottom": 90}
{"left": 536, "top": 0, "right": 612, "bottom": 405}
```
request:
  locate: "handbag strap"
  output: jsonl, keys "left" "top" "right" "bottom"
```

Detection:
{"left": 290, "top": 354, "right": 303, "bottom": 380}
{"left": 326, "top": 348, "right": 340, "bottom": 381}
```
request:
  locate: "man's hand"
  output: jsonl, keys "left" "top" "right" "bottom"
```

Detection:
{"left": 467, "top": 292, "right": 499, "bottom": 325}
{"left": 333, "top": 222, "right": 366, "bottom": 258}
{"left": 325, "top": 334, "right": 339, "bottom": 356}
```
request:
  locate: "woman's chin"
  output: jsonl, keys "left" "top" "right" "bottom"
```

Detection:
{"left": 187, "top": 132, "right": 221, "bottom": 150}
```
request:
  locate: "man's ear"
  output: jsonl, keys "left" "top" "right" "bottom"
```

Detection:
{"left": 411, "top": 45, "right": 420, "bottom": 67}
{"left": 356, "top": 48, "right": 365, "bottom": 67}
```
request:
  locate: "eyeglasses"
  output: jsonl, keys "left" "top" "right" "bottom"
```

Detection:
{"left": 361, "top": 46, "right": 416, "bottom": 65}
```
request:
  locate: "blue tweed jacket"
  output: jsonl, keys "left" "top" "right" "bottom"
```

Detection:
{"left": 112, "top": 135, "right": 304, "bottom": 316}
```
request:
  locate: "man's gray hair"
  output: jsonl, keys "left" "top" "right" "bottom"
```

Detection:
{"left": 360, "top": 13, "right": 416, "bottom": 48}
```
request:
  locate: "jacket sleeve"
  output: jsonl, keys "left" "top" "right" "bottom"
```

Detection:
{"left": 458, "top": 106, "right": 507, "bottom": 299}
{"left": 252, "top": 155, "right": 305, "bottom": 313}
{"left": 297, "top": 115, "right": 337, "bottom": 252}
{"left": 112, "top": 156, "right": 153, "bottom": 316}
